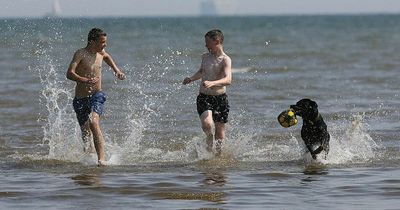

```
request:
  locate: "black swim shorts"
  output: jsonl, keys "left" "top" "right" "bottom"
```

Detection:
{"left": 73, "top": 91, "right": 106, "bottom": 126}
{"left": 196, "top": 93, "right": 230, "bottom": 123}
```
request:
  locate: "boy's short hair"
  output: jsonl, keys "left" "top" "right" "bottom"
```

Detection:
{"left": 88, "top": 28, "right": 107, "bottom": 43}
{"left": 205, "top": 29, "right": 224, "bottom": 43}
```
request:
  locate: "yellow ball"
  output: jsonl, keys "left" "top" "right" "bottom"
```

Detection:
{"left": 277, "top": 109, "right": 298, "bottom": 128}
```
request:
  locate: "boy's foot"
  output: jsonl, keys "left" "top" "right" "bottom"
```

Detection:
{"left": 215, "top": 139, "right": 223, "bottom": 157}
{"left": 97, "top": 160, "right": 107, "bottom": 166}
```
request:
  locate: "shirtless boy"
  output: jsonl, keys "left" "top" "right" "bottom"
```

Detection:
{"left": 183, "top": 29, "right": 232, "bottom": 156}
{"left": 66, "top": 28, "right": 125, "bottom": 166}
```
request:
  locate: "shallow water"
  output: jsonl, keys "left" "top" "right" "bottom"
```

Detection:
{"left": 1, "top": 15, "right": 400, "bottom": 209}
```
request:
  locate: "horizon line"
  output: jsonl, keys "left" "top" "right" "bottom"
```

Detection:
{"left": 1, "top": 11, "right": 400, "bottom": 19}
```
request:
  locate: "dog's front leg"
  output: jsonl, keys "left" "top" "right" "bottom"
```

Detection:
{"left": 313, "top": 146, "right": 324, "bottom": 155}
{"left": 306, "top": 144, "right": 317, "bottom": 159}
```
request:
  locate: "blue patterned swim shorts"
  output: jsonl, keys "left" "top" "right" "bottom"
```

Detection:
{"left": 72, "top": 91, "right": 106, "bottom": 126}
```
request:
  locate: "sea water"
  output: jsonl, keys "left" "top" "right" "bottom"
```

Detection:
{"left": 1, "top": 15, "right": 400, "bottom": 209}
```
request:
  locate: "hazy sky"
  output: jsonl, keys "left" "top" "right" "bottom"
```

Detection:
{"left": 1, "top": 0, "right": 400, "bottom": 18}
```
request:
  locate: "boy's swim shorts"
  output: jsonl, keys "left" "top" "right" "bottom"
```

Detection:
{"left": 196, "top": 93, "right": 229, "bottom": 123}
{"left": 73, "top": 91, "right": 106, "bottom": 126}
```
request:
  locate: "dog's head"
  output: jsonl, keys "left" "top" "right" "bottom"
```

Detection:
{"left": 290, "top": 98, "right": 319, "bottom": 120}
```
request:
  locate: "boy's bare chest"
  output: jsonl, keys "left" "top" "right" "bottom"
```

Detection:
{"left": 78, "top": 54, "right": 103, "bottom": 73}
{"left": 202, "top": 57, "right": 224, "bottom": 75}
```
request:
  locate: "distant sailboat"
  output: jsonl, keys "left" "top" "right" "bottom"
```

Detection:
{"left": 199, "top": 0, "right": 237, "bottom": 16}
{"left": 200, "top": 0, "right": 218, "bottom": 16}
{"left": 44, "top": 0, "right": 62, "bottom": 18}
{"left": 52, "top": 0, "right": 62, "bottom": 17}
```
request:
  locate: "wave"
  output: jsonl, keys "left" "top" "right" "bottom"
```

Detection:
{"left": 232, "top": 67, "right": 253, "bottom": 73}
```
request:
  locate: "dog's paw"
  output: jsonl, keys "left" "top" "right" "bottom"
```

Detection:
{"left": 313, "top": 146, "right": 324, "bottom": 155}
{"left": 311, "top": 153, "right": 317, "bottom": 160}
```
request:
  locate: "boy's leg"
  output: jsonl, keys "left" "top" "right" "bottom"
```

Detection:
{"left": 88, "top": 112, "right": 106, "bottom": 165}
{"left": 80, "top": 122, "right": 95, "bottom": 153}
{"left": 215, "top": 122, "right": 225, "bottom": 156}
{"left": 200, "top": 110, "right": 214, "bottom": 152}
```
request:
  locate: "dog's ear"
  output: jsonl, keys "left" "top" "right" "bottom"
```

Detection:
{"left": 299, "top": 99, "right": 318, "bottom": 109}
{"left": 297, "top": 98, "right": 309, "bottom": 105}
{"left": 309, "top": 100, "right": 319, "bottom": 119}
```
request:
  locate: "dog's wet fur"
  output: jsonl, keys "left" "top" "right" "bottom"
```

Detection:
{"left": 290, "top": 99, "right": 330, "bottom": 159}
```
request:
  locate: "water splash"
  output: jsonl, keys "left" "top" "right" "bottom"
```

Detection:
{"left": 28, "top": 40, "right": 379, "bottom": 167}
{"left": 34, "top": 61, "right": 84, "bottom": 162}
{"left": 27, "top": 46, "right": 193, "bottom": 165}
{"left": 325, "top": 113, "right": 379, "bottom": 164}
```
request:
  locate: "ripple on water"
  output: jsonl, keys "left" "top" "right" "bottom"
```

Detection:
{"left": 151, "top": 191, "right": 226, "bottom": 203}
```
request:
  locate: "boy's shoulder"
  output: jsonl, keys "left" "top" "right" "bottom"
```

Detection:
{"left": 74, "top": 48, "right": 87, "bottom": 57}
{"left": 218, "top": 53, "right": 232, "bottom": 63}
{"left": 98, "top": 49, "right": 108, "bottom": 57}
{"left": 201, "top": 52, "right": 211, "bottom": 58}
{"left": 201, "top": 52, "right": 231, "bottom": 62}
{"left": 76, "top": 47, "right": 86, "bottom": 53}
{"left": 222, "top": 53, "right": 231, "bottom": 60}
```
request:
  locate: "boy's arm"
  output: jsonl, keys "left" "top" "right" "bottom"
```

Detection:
{"left": 183, "top": 55, "right": 205, "bottom": 85}
{"left": 66, "top": 51, "right": 96, "bottom": 84}
{"left": 203, "top": 56, "right": 232, "bottom": 88}
{"left": 102, "top": 51, "right": 125, "bottom": 80}
{"left": 183, "top": 68, "right": 203, "bottom": 85}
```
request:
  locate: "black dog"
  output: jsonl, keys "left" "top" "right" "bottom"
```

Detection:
{"left": 290, "top": 99, "right": 330, "bottom": 159}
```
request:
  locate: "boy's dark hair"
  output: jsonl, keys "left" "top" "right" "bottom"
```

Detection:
{"left": 88, "top": 28, "right": 106, "bottom": 43}
{"left": 205, "top": 29, "right": 224, "bottom": 43}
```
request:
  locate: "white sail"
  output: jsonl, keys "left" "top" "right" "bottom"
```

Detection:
{"left": 200, "top": 0, "right": 218, "bottom": 16}
{"left": 200, "top": 0, "right": 237, "bottom": 16}
{"left": 52, "top": 0, "right": 62, "bottom": 16}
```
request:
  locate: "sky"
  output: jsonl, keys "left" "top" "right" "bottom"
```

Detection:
{"left": 1, "top": 0, "right": 400, "bottom": 18}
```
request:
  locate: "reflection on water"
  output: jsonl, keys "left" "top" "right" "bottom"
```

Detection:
{"left": 0, "top": 191, "right": 27, "bottom": 197}
{"left": 303, "top": 162, "right": 329, "bottom": 176}
{"left": 71, "top": 173, "right": 102, "bottom": 187}
{"left": 152, "top": 191, "right": 226, "bottom": 203}
{"left": 150, "top": 168, "right": 228, "bottom": 203}
{"left": 202, "top": 171, "right": 227, "bottom": 186}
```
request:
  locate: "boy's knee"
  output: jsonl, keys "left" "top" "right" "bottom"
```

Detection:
{"left": 89, "top": 119, "right": 100, "bottom": 128}
{"left": 215, "top": 126, "right": 225, "bottom": 139}
{"left": 215, "top": 133, "right": 225, "bottom": 140}
{"left": 201, "top": 122, "right": 213, "bottom": 133}
{"left": 88, "top": 113, "right": 101, "bottom": 127}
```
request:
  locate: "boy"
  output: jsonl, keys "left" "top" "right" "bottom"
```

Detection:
{"left": 183, "top": 29, "right": 232, "bottom": 156}
{"left": 66, "top": 28, "right": 125, "bottom": 166}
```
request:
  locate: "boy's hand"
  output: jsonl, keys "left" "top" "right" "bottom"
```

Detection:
{"left": 85, "top": 76, "right": 99, "bottom": 84}
{"left": 202, "top": 80, "right": 214, "bottom": 89}
{"left": 115, "top": 71, "right": 126, "bottom": 80}
{"left": 182, "top": 77, "right": 192, "bottom": 85}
